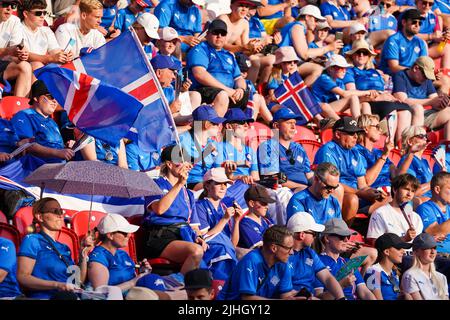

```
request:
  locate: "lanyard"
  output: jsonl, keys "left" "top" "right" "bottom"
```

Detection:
{"left": 183, "top": 187, "right": 192, "bottom": 222}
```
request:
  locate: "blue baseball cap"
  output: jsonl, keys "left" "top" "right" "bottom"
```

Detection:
{"left": 192, "top": 105, "right": 225, "bottom": 124}
{"left": 136, "top": 273, "right": 167, "bottom": 291}
{"left": 273, "top": 107, "right": 302, "bottom": 121}
{"left": 224, "top": 108, "right": 254, "bottom": 123}
{"left": 151, "top": 55, "right": 180, "bottom": 71}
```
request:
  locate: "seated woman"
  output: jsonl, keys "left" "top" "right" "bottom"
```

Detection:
{"left": 398, "top": 126, "right": 434, "bottom": 206}
{"left": 143, "top": 144, "right": 206, "bottom": 275}
{"left": 195, "top": 168, "right": 244, "bottom": 280}
{"left": 402, "top": 233, "right": 449, "bottom": 300}
{"left": 0, "top": 237, "right": 22, "bottom": 299}
{"left": 17, "top": 198, "right": 92, "bottom": 299}
{"left": 344, "top": 39, "right": 413, "bottom": 144}
{"left": 87, "top": 214, "right": 150, "bottom": 294}
{"left": 364, "top": 233, "right": 413, "bottom": 300}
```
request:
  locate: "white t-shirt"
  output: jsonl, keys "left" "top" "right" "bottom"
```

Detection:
{"left": 55, "top": 23, "right": 105, "bottom": 58}
{"left": 22, "top": 24, "right": 60, "bottom": 55}
{"left": 0, "top": 15, "right": 23, "bottom": 48}
{"left": 402, "top": 267, "right": 448, "bottom": 300}
{"left": 367, "top": 203, "right": 424, "bottom": 241}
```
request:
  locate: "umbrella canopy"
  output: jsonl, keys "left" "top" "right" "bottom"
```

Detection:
{"left": 24, "top": 161, "right": 162, "bottom": 198}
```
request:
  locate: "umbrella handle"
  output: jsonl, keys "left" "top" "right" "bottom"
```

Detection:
{"left": 87, "top": 187, "right": 94, "bottom": 234}
{"left": 40, "top": 182, "right": 45, "bottom": 199}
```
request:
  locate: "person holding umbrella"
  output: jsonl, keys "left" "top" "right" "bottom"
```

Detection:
{"left": 143, "top": 144, "right": 206, "bottom": 275}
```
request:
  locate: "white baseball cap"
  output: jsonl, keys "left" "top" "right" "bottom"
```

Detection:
{"left": 97, "top": 213, "right": 140, "bottom": 234}
{"left": 203, "top": 167, "right": 233, "bottom": 183}
{"left": 287, "top": 212, "right": 325, "bottom": 233}
{"left": 350, "top": 22, "right": 367, "bottom": 35}
{"left": 299, "top": 5, "right": 326, "bottom": 21}
{"left": 192, "top": 0, "right": 206, "bottom": 5}
{"left": 137, "top": 13, "right": 160, "bottom": 39}
{"left": 325, "top": 54, "right": 353, "bottom": 69}
{"left": 158, "top": 27, "right": 180, "bottom": 42}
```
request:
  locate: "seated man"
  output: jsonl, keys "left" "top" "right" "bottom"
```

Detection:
{"left": 286, "top": 162, "right": 342, "bottom": 225}
{"left": 313, "top": 117, "right": 389, "bottom": 225}
{"left": 11, "top": 80, "right": 74, "bottom": 163}
{"left": 55, "top": 0, "right": 106, "bottom": 58}
{"left": 0, "top": 0, "right": 32, "bottom": 97}
{"left": 187, "top": 19, "right": 247, "bottom": 117}
{"left": 0, "top": 236, "right": 22, "bottom": 299}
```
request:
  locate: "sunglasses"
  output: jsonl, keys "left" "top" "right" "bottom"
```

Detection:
{"left": 379, "top": 1, "right": 392, "bottom": 8}
{"left": 31, "top": 10, "right": 48, "bottom": 16}
{"left": 41, "top": 208, "right": 65, "bottom": 216}
{"left": 316, "top": 174, "right": 340, "bottom": 191}
{"left": 0, "top": 2, "right": 17, "bottom": 9}
{"left": 285, "top": 149, "right": 296, "bottom": 165}
{"left": 43, "top": 94, "right": 55, "bottom": 100}
{"left": 211, "top": 30, "right": 227, "bottom": 37}
{"left": 275, "top": 243, "right": 294, "bottom": 252}
{"left": 410, "top": 20, "right": 423, "bottom": 26}
{"left": 369, "top": 124, "right": 381, "bottom": 130}
{"left": 414, "top": 133, "right": 427, "bottom": 139}
{"left": 303, "top": 230, "right": 317, "bottom": 237}
{"left": 338, "top": 130, "right": 358, "bottom": 136}
{"left": 421, "top": 0, "right": 434, "bottom": 6}
{"left": 329, "top": 234, "right": 350, "bottom": 241}
{"left": 354, "top": 50, "right": 370, "bottom": 56}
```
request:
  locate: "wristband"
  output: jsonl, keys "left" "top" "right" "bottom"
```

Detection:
{"left": 380, "top": 157, "right": 387, "bottom": 161}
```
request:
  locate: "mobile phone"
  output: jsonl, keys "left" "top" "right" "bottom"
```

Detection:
{"left": 105, "top": 29, "right": 114, "bottom": 38}
{"left": 17, "top": 39, "right": 24, "bottom": 50}
{"left": 182, "top": 67, "right": 189, "bottom": 82}
{"left": 335, "top": 31, "right": 343, "bottom": 41}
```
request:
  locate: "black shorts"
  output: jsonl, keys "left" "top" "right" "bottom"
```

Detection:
{"left": 195, "top": 86, "right": 250, "bottom": 109}
{"left": 369, "top": 101, "right": 412, "bottom": 120}
{"left": 143, "top": 225, "right": 183, "bottom": 258}
{"left": 0, "top": 60, "right": 11, "bottom": 80}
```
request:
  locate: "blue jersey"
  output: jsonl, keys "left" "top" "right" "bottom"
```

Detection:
{"left": 266, "top": 73, "right": 289, "bottom": 91}
{"left": 286, "top": 189, "right": 342, "bottom": 224}
{"left": 393, "top": 69, "right": 436, "bottom": 99}
{"left": 419, "top": 11, "right": 439, "bottom": 35}
{"left": 288, "top": 247, "right": 326, "bottom": 293}
{"left": 238, "top": 215, "right": 273, "bottom": 249}
{"left": 257, "top": 0, "right": 285, "bottom": 20}
{"left": 101, "top": 5, "right": 118, "bottom": 29}
{"left": 214, "top": 141, "right": 258, "bottom": 177}
{"left": 144, "top": 176, "right": 198, "bottom": 226}
{"left": 217, "top": 249, "right": 293, "bottom": 300}
{"left": 178, "top": 131, "right": 218, "bottom": 185}
{"left": 416, "top": 201, "right": 450, "bottom": 254}
{"left": 396, "top": 0, "right": 415, "bottom": 4}
{"left": 114, "top": 7, "right": 139, "bottom": 33}
{"left": 257, "top": 139, "right": 311, "bottom": 185}
{"left": 126, "top": 140, "right": 160, "bottom": 171}
{"left": 187, "top": 41, "right": 241, "bottom": 90}
{"left": 18, "top": 233, "right": 75, "bottom": 299}
{"left": 11, "top": 109, "right": 65, "bottom": 163}
{"left": 398, "top": 154, "right": 433, "bottom": 197}
{"left": 88, "top": 246, "right": 135, "bottom": 286}
{"left": 94, "top": 139, "right": 120, "bottom": 165}
{"left": 320, "top": 1, "right": 352, "bottom": 32}
{"left": 0, "top": 118, "right": 19, "bottom": 154}
{"left": 279, "top": 21, "right": 306, "bottom": 48}
{"left": 195, "top": 198, "right": 233, "bottom": 237}
{"left": 368, "top": 14, "right": 397, "bottom": 32}
{"left": 354, "top": 144, "right": 392, "bottom": 188}
{"left": 343, "top": 67, "right": 385, "bottom": 91}
{"left": 309, "top": 41, "right": 334, "bottom": 59}
{"left": 154, "top": 0, "right": 202, "bottom": 36}
{"left": 314, "top": 141, "right": 366, "bottom": 189}
{"left": 364, "top": 263, "right": 400, "bottom": 300}
{"left": 313, "top": 253, "right": 364, "bottom": 300}
{"left": 249, "top": 15, "right": 265, "bottom": 39}
{"left": 433, "top": 0, "right": 450, "bottom": 14}
{"left": 379, "top": 32, "right": 427, "bottom": 75}
{"left": 311, "top": 73, "right": 345, "bottom": 103}
{"left": 0, "top": 237, "right": 21, "bottom": 298}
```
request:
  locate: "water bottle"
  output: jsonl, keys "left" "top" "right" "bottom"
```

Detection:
{"left": 384, "top": 76, "right": 393, "bottom": 93}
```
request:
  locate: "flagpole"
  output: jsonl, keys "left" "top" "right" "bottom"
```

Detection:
{"left": 129, "top": 28, "right": 185, "bottom": 161}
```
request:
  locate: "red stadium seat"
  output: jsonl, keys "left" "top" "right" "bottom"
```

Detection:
{"left": 388, "top": 148, "right": 402, "bottom": 166}
{"left": 374, "top": 135, "right": 387, "bottom": 150}
{"left": 13, "top": 206, "right": 34, "bottom": 238}
{"left": 319, "top": 128, "right": 333, "bottom": 144}
{"left": 0, "top": 222, "right": 21, "bottom": 252}
{"left": 212, "top": 279, "right": 225, "bottom": 300}
{"left": 70, "top": 210, "right": 107, "bottom": 239}
{"left": 246, "top": 121, "right": 273, "bottom": 150}
{"left": 427, "top": 129, "right": 444, "bottom": 148}
{"left": 349, "top": 228, "right": 365, "bottom": 244}
{"left": 55, "top": 227, "right": 80, "bottom": 262}
{"left": 423, "top": 149, "right": 436, "bottom": 169}
{"left": 121, "top": 233, "right": 138, "bottom": 263}
{"left": 0, "top": 209, "right": 7, "bottom": 224}
{"left": 0, "top": 96, "right": 30, "bottom": 120}
{"left": 298, "top": 140, "right": 322, "bottom": 163}
{"left": 294, "top": 126, "right": 317, "bottom": 142}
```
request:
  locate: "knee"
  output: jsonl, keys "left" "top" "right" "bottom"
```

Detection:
{"left": 250, "top": 56, "right": 261, "bottom": 69}
{"left": 189, "top": 244, "right": 204, "bottom": 260}
{"left": 17, "top": 61, "right": 32, "bottom": 74}
{"left": 214, "top": 90, "right": 229, "bottom": 105}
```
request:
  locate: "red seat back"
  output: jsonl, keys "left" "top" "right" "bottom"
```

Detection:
{"left": 294, "top": 126, "right": 317, "bottom": 142}
{"left": 13, "top": 206, "right": 34, "bottom": 238}
{"left": 349, "top": 228, "right": 365, "bottom": 244}
{"left": 373, "top": 134, "right": 387, "bottom": 150}
{"left": 388, "top": 148, "right": 402, "bottom": 166}
{"left": 71, "top": 210, "right": 107, "bottom": 239}
{"left": 298, "top": 140, "right": 322, "bottom": 163}
{"left": 422, "top": 149, "right": 436, "bottom": 169}
{"left": 0, "top": 96, "right": 30, "bottom": 120}
{"left": 427, "top": 129, "right": 444, "bottom": 148}
{"left": 55, "top": 227, "right": 80, "bottom": 262}
{"left": 0, "top": 209, "right": 7, "bottom": 224}
{"left": 0, "top": 222, "right": 21, "bottom": 252}
{"left": 126, "top": 214, "right": 145, "bottom": 261}
{"left": 319, "top": 128, "right": 333, "bottom": 144}
{"left": 211, "top": 279, "right": 225, "bottom": 300}
{"left": 246, "top": 122, "right": 273, "bottom": 150}
{"left": 121, "top": 233, "right": 137, "bottom": 263}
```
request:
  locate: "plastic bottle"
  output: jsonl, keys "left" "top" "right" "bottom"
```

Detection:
{"left": 438, "top": 28, "right": 449, "bottom": 53}
{"left": 384, "top": 76, "right": 393, "bottom": 93}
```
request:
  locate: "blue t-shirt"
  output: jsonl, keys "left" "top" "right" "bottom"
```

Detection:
{"left": 392, "top": 69, "right": 436, "bottom": 99}
{"left": 398, "top": 154, "right": 433, "bottom": 197}
{"left": 238, "top": 216, "right": 273, "bottom": 249}
{"left": 88, "top": 246, "right": 135, "bottom": 286}
{"left": 313, "top": 141, "right": 367, "bottom": 189}
{"left": 286, "top": 189, "right": 342, "bottom": 225}
{"left": 101, "top": 5, "right": 118, "bottom": 29}
{"left": 257, "top": 139, "right": 311, "bottom": 185}
{"left": 368, "top": 14, "right": 398, "bottom": 32}
{"left": 343, "top": 67, "right": 385, "bottom": 91}
{"left": 364, "top": 263, "right": 400, "bottom": 300}
{"left": 279, "top": 21, "right": 306, "bottom": 48}
{"left": 311, "top": 73, "right": 345, "bottom": 103}
{"left": 288, "top": 247, "right": 326, "bottom": 293}
{"left": 18, "top": 233, "right": 75, "bottom": 299}
{"left": 114, "top": 7, "right": 139, "bottom": 33}
{"left": 257, "top": 0, "right": 285, "bottom": 20}
{"left": 195, "top": 198, "right": 233, "bottom": 238}
{"left": 416, "top": 201, "right": 450, "bottom": 254}
{"left": 217, "top": 248, "right": 293, "bottom": 300}
{"left": 0, "top": 118, "right": 19, "bottom": 154}
{"left": 308, "top": 41, "right": 333, "bottom": 59}
{"left": 354, "top": 144, "right": 392, "bottom": 188}
{"left": 419, "top": 11, "right": 438, "bottom": 35}
{"left": 320, "top": 1, "right": 352, "bottom": 32}
{"left": 144, "top": 176, "right": 198, "bottom": 226}
{"left": 154, "top": 0, "right": 202, "bottom": 36}
{"left": 249, "top": 16, "right": 266, "bottom": 39}
{"left": 126, "top": 140, "right": 160, "bottom": 171}
{"left": 11, "top": 109, "right": 65, "bottom": 163}
{"left": 313, "top": 253, "right": 364, "bottom": 300}
{"left": 266, "top": 73, "right": 289, "bottom": 91}
{"left": 187, "top": 41, "right": 242, "bottom": 90}
{"left": 379, "top": 32, "right": 427, "bottom": 75}
{"left": 0, "top": 237, "right": 21, "bottom": 298}
{"left": 214, "top": 141, "right": 258, "bottom": 177}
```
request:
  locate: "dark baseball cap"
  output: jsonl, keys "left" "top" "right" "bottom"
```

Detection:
{"left": 192, "top": 105, "right": 225, "bottom": 124}
{"left": 332, "top": 116, "right": 364, "bottom": 133}
{"left": 30, "top": 80, "right": 50, "bottom": 104}
{"left": 244, "top": 184, "right": 276, "bottom": 204}
{"left": 224, "top": 108, "right": 254, "bottom": 123}
{"left": 235, "top": 52, "right": 251, "bottom": 72}
{"left": 184, "top": 269, "right": 213, "bottom": 290}
{"left": 375, "top": 233, "right": 413, "bottom": 251}
{"left": 412, "top": 233, "right": 437, "bottom": 250}
{"left": 401, "top": 9, "right": 425, "bottom": 21}
{"left": 208, "top": 19, "right": 228, "bottom": 33}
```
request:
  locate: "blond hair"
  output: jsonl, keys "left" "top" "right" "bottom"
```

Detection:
{"left": 79, "top": 0, "right": 103, "bottom": 13}
{"left": 357, "top": 114, "right": 380, "bottom": 143}
{"left": 401, "top": 125, "right": 426, "bottom": 153}
{"left": 409, "top": 254, "right": 448, "bottom": 300}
